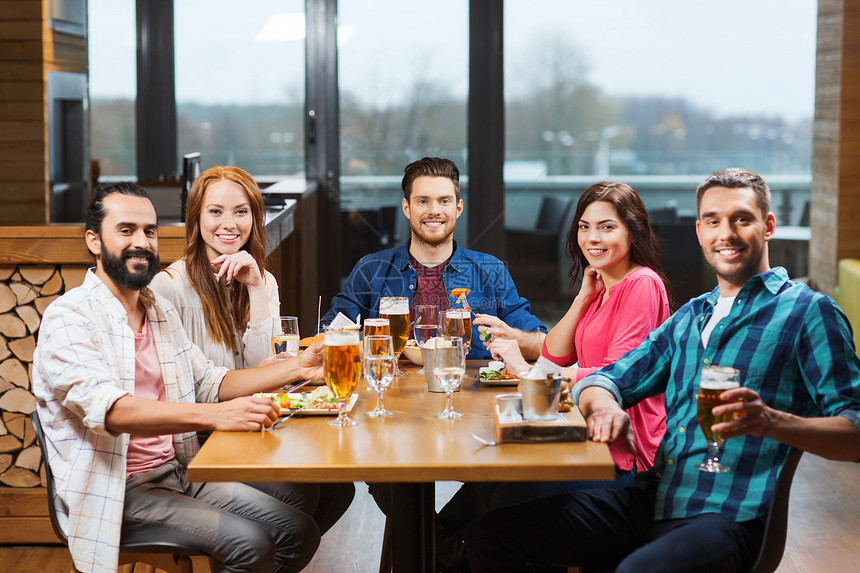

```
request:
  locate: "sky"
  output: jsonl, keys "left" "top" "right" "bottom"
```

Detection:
{"left": 89, "top": 0, "right": 817, "bottom": 122}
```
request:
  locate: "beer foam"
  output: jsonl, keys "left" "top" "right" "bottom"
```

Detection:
{"left": 699, "top": 379, "right": 740, "bottom": 390}
{"left": 325, "top": 331, "right": 359, "bottom": 345}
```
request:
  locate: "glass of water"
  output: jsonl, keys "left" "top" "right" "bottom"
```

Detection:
{"left": 433, "top": 336, "right": 466, "bottom": 419}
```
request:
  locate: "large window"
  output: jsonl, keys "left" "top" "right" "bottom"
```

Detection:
{"left": 88, "top": 0, "right": 137, "bottom": 178}
{"left": 337, "top": 0, "right": 469, "bottom": 268}
{"left": 504, "top": 0, "right": 815, "bottom": 224}
{"left": 175, "top": 0, "right": 305, "bottom": 176}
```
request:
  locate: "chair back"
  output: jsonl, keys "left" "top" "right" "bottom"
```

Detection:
{"left": 536, "top": 195, "right": 573, "bottom": 233}
{"left": 748, "top": 447, "right": 804, "bottom": 573}
{"left": 30, "top": 409, "right": 69, "bottom": 544}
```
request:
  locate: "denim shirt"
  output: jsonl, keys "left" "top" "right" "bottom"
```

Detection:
{"left": 320, "top": 241, "right": 546, "bottom": 359}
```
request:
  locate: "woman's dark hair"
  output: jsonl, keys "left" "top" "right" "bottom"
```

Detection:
{"left": 565, "top": 182, "right": 674, "bottom": 309}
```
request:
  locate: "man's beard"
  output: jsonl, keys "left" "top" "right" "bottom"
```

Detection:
{"left": 101, "top": 247, "right": 160, "bottom": 290}
{"left": 410, "top": 219, "right": 455, "bottom": 249}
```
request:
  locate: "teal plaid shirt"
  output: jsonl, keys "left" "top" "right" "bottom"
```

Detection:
{"left": 576, "top": 267, "right": 860, "bottom": 522}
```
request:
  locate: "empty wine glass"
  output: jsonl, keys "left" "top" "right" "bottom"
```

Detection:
{"left": 433, "top": 336, "right": 466, "bottom": 419}
{"left": 363, "top": 335, "right": 396, "bottom": 418}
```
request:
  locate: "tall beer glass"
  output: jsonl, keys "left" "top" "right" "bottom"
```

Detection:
{"left": 380, "top": 296, "right": 409, "bottom": 374}
{"left": 364, "top": 318, "right": 390, "bottom": 338}
{"left": 324, "top": 327, "right": 361, "bottom": 427}
{"left": 696, "top": 366, "right": 741, "bottom": 472}
{"left": 413, "top": 305, "right": 439, "bottom": 374}
{"left": 443, "top": 309, "right": 471, "bottom": 349}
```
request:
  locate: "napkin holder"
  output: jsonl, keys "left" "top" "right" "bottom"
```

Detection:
{"left": 492, "top": 397, "right": 586, "bottom": 443}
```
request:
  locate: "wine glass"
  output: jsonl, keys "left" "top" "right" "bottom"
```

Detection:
{"left": 413, "top": 305, "right": 439, "bottom": 374}
{"left": 379, "top": 296, "right": 409, "bottom": 374}
{"left": 324, "top": 327, "right": 361, "bottom": 427}
{"left": 363, "top": 335, "right": 396, "bottom": 418}
{"left": 433, "top": 336, "right": 466, "bottom": 419}
{"left": 695, "top": 366, "right": 741, "bottom": 472}
{"left": 272, "top": 316, "right": 300, "bottom": 357}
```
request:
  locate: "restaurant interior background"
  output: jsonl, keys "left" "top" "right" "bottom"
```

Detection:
{"left": 3, "top": 0, "right": 860, "bottom": 562}
{"left": 84, "top": 0, "right": 817, "bottom": 309}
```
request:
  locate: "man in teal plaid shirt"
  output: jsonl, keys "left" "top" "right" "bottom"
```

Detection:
{"left": 465, "top": 168, "right": 860, "bottom": 573}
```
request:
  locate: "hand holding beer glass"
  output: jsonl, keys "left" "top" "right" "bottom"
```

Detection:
{"left": 379, "top": 297, "right": 410, "bottom": 374}
{"left": 272, "top": 316, "right": 300, "bottom": 357}
{"left": 324, "top": 327, "right": 361, "bottom": 427}
{"left": 433, "top": 336, "right": 466, "bottom": 419}
{"left": 363, "top": 335, "right": 396, "bottom": 418}
{"left": 696, "top": 366, "right": 741, "bottom": 472}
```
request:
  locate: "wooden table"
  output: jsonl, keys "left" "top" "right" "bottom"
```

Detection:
{"left": 187, "top": 361, "right": 614, "bottom": 571}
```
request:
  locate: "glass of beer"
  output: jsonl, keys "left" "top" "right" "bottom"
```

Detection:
{"left": 363, "top": 318, "right": 390, "bottom": 337}
{"left": 695, "top": 366, "right": 741, "bottom": 472}
{"left": 324, "top": 327, "right": 362, "bottom": 427}
{"left": 443, "top": 309, "right": 471, "bottom": 350}
{"left": 433, "top": 336, "right": 466, "bottom": 419}
{"left": 363, "top": 335, "right": 396, "bottom": 418}
{"left": 379, "top": 296, "right": 410, "bottom": 373}
{"left": 413, "top": 305, "right": 439, "bottom": 374}
{"left": 272, "top": 316, "right": 300, "bottom": 357}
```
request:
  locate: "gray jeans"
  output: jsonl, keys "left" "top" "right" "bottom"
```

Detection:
{"left": 122, "top": 459, "right": 320, "bottom": 573}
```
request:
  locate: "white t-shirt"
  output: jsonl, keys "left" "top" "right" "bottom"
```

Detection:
{"left": 702, "top": 295, "right": 735, "bottom": 347}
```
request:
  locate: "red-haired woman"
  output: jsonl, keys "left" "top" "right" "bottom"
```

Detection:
{"left": 151, "top": 166, "right": 354, "bottom": 569}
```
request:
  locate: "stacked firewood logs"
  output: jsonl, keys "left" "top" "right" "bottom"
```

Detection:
{"left": 0, "top": 265, "right": 87, "bottom": 487}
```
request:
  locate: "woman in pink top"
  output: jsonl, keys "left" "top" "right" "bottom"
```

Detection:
{"left": 489, "top": 181, "right": 671, "bottom": 488}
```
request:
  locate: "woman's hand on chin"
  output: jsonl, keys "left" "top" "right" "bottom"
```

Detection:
{"left": 211, "top": 251, "right": 264, "bottom": 289}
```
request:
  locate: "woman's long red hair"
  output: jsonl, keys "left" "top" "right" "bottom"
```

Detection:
{"left": 180, "top": 166, "right": 267, "bottom": 349}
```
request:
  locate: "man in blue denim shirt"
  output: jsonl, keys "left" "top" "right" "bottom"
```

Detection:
{"left": 465, "top": 168, "right": 860, "bottom": 573}
{"left": 320, "top": 157, "right": 546, "bottom": 360}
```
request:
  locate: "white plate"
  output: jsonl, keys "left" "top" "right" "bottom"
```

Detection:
{"left": 262, "top": 391, "right": 359, "bottom": 416}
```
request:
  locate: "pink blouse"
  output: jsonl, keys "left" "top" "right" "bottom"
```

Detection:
{"left": 542, "top": 266, "right": 669, "bottom": 471}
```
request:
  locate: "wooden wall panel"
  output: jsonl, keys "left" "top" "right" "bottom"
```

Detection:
{"left": 0, "top": 1, "right": 43, "bottom": 20}
{"left": 0, "top": 0, "right": 46, "bottom": 225}
{"left": 810, "top": 0, "right": 860, "bottom": 295}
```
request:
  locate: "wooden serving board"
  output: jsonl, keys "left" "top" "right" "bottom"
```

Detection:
{"left": 493, "top": 403, "right": 587, "bottom": 443}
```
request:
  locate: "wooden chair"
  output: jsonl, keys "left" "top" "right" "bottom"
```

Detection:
{"left": 30, "top": 410, "right": 216, "bottom": 573}
{"left": 505, "top": 194, "right": 574, "bottom": 301}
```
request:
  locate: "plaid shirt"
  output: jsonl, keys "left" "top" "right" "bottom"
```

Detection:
{"left": 576, "top": 267, "right": 860, "bottom": 522}
{"left": 32, "top": 270, "right": 228, "bottom": 573}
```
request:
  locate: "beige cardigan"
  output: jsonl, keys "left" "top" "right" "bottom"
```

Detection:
{"left": 150, "top": 259, "right": 280, "bottom": 369}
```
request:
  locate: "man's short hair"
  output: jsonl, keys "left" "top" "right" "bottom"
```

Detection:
{"left": 696, "top": 168, "right": 771, "bottom": 217}
{"left": 85, "top": 182, "right": 153, "bottom": 237}
{"left": 401, "top": 157, "right": 461, "bottom": 202}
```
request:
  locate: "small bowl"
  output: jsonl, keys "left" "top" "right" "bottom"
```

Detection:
{"left": 401, "top": 344, "right": 423, "bottom": 366}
